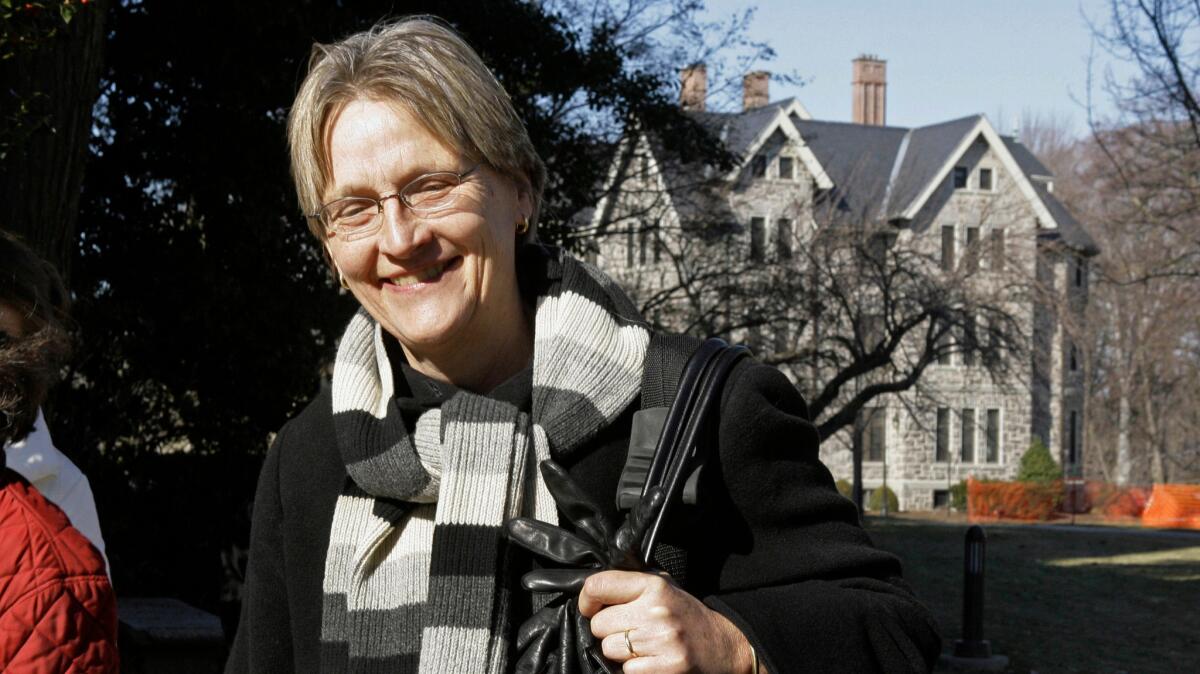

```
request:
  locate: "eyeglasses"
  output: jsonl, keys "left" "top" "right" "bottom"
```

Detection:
{"left": 310, "top": 165, "right": 480, "bottom": 242}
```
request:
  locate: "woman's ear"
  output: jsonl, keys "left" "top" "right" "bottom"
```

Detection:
{"left": 517, "top": 184, "right": 534, "bottom": 225}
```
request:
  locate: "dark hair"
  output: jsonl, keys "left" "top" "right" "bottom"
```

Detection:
{"left": 0, "top": 231, "right": 72, "bottom": 446}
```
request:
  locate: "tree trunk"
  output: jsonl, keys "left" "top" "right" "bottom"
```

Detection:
{"left": 852, "top": 410, "right": 864, "bottom": 517}
{"left": 1116, "top": 388, "right": 1132, "bottom": 486}
{"left": 0, "top": 1, "right": 108, "bottom": 278}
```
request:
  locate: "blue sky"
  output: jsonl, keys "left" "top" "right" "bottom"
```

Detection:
{"left": 700, "top": 1, "right": 1140, "bottom": 136}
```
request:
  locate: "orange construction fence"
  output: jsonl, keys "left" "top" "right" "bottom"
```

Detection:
{"left": 967, "top": 478, "right": 1062, "bottom": 522}
{"left": 1141, "top": 484, "right": 1200, "bottom": 530}
{"left": 1082, "top": 482, "right": 1151, "bottom": 519}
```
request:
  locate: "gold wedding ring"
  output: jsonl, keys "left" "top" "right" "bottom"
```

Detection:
{"left": 623, "top": 628, "right": 639, "bottom": 658}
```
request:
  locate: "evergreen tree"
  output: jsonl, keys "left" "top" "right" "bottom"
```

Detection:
{"left": 1018, "top": 438, "right": 1061, "bottom": 483}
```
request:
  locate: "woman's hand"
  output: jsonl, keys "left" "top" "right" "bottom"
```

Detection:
{"left": 579, "top": 570, "right": 757, "bottom": 674}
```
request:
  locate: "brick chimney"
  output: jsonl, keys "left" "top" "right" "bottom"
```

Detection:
{"left": 680, "top": 64, "right": 707, "bottom": 112}
{"left": 852, "top": 55, "right": 887, "bottom": 125}
{"left": 742, "top": 71, "right": 769, "bottom": 111}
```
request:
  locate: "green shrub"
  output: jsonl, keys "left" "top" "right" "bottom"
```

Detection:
{"left": 1018, "top": 438, "right": 1060, "bottom": 483}
{"left": 867, "top": 485, "right": 900, "bottom": 513}
{"left": 835, "top": 479, "right": 853, "bottom": 500}
{"left": 950, "top": 480, "right": 967, "bottom": 511}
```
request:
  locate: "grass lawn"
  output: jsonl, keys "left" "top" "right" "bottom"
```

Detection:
{"left": 866, "top": 517, "right": 1200, "bottom": 673}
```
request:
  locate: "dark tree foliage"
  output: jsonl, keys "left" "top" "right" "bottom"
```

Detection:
{"left": 50, "top": 0, "right": 724, "bottom": 618}
{"left": 0, "top": 0, "right": 107, "bottom": 278}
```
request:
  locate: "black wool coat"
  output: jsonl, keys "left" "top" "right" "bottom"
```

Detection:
{"left": 226, "top": 357, "right": 941, "bottom": 673}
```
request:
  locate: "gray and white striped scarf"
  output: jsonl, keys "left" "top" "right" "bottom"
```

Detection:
{"left": 321, "top": 249, "right": 649, "bottom": 673}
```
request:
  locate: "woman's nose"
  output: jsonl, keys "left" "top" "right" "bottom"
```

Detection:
{"left": 377, "top": 197, "right": 425, "bottom": 257}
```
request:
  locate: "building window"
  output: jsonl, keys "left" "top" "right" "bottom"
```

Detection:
{"left": 752, "top": 154, "right": 767, "bottom": 178}
{"left": 961, "top": 408, "right": 976, "bottom": 463}
{"left": 990, "top": 228, "right": 1006, "bottom": 271}
{"left": 865, "top": 408, "right": 886, "bottom": 462}
{"left": 961, "top": 314, "right": 977, "bottom": 367}
{"left": 778, "top": 156, "right": 795, "bottom": 180}
{"left": 776, "top": 218, "right": 794, "bottom": 259}
{"left": 1069, "top": 343, "right": 1078, "bottom": 371}
{"left": 626, "top": 229, "right": 635, "bottom": 267}
{"left": 639, "top": 153, "right": 650, "bottom": 178}
{"left": 933, "top": 490, "right": 950, "bottom": 509}
{"left": 750, "top": 217, "right": 766, "bottom": 261}
{"left": 936, "top": 408, "right": 951, "bottom": 462}
{"left": 978, "top": 167, "right": 994, "bottom": 191}
{"left": 1075, "top": 256, "right": 1085, "bottom": 287}
{"left": 638, "top": 227, "right": 649, "bottom": 266}
{"left": 941, "top": 225, "right": 956, "bottom": 271}
{"left": 953, "top": 166, "right": 968, "bottom": 189}
{"left": 985, "top": 409, "right": 1000, "bottom": 463}
{"left": 965, "top": 226, "right": 980, "bottom": 273}
{"left": 654, "top": 232, "right": 664, "bottom": 264}
{"left": 1067, "top": 411, "right": 1078, "bottom": 464}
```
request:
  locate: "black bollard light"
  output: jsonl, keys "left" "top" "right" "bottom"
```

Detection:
{"left": 953, "top": 525, "right": 991, "bottom": 658}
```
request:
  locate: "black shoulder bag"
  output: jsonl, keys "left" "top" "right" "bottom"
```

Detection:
{"left": 506, "top": 337, "right": 749, "bottom": 673}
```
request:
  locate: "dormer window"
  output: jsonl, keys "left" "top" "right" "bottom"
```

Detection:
{"left": 953, "top": 166, "right": 968, "bottom": 189}
{"left": 751, "top": 155, "right": 767, "bottom": 178}
{"left": 978, "top": 168, "right": 994, "bottom": 191}
{"left": 778, "top": 156, "right": 795, "bottom": 180}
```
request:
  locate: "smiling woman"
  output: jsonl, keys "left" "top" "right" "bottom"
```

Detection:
{"left": 227, "top": 15, "right": 940, "bottom": 674}
{"left": 319, "top": 100, "right": 532, "bottom": 391}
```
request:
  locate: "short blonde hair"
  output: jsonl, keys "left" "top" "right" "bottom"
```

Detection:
{"left": 287, "top": 17, "right": 546, "bottom": 242}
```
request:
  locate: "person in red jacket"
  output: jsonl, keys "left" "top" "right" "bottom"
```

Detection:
{"left": 1, "top": 230, "right": 119, "bottom": 672}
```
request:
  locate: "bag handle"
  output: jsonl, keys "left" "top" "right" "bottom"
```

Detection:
{"left": 634, "top": 338, "right": 749, "bottom": 565}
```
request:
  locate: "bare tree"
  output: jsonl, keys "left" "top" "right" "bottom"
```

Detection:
{"left": 595, "top": 141, "right": 1032, "bottom": 509}
{"left": 1088, "top": 0, "right": 1200, "bottom": 279}
{"left": 1055, "top": 0, "right": 1200, "bottom": 484}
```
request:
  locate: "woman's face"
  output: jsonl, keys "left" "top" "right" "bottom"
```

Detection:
{"left": 322, "top": 99, "right": 530, "bottom": 354}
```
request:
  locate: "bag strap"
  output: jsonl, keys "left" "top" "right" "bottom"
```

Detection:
{"left": 640, "top": 332, "right": 704, "bottom": 409}
{"left": 615, "top": 333, "right": 703, "bottom": 511}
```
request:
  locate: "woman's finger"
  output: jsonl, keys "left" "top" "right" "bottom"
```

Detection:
{"left": 578, "top": 570, "right": 668, "bottom": 617}
{"left": 520, "top": 568, "right": 595, "bottom": 594}
{"left": 599, "top": 627, "right": 639, "bottom": 663}
{"left": 586, "top": 600, "right": 641, "bottom": 639}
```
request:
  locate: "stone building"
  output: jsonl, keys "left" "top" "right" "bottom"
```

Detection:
{"left": 587, "top": 57, "right": 1099, "bottom": 510}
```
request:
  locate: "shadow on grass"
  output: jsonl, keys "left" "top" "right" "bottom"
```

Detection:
{"left": 866, "top": 518, "right": 1200, "bottom": 673}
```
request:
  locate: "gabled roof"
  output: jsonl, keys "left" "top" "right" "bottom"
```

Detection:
{"left": 789, "top": 118, "right": 909, "bottom": 218}
{"left": 1031, "top": 181, "right": 1101, "bottom": 255}
{"left": 689, "top": 99, "right": 831, "bottom": 190}
{"left": 621, "top": 96, "right": 1097, "bottom": 255}
{"left": 1000, "top": 137, "right": 1099, "bottom": 254}
{"left": 888, "top": 116, "right": 983, "bottom": 218}
{"left": 1004, "top": 137, "right": 1053, "bottom": 178}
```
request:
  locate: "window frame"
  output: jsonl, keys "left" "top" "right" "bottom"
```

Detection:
{"left": 953, "top": 166, "right": 969, "bottom": 189}
{"left": 961, "top": 407, "right": 976, "bottom": 463}
{"left": 778, "top": 156, "right": 795, "bottom": 180}
{"left": 775, "top": 218, "right": 794, "bottom": 260}
{"left": 985, "top": 408, "right": 1001, "bottom": 463}
{"left": 978, "top": 167, "right": 994, "bottom": 191}
{"left": 751, "top": 154, "right": 768, "bottom": 179}
{"left": 965, "top": 226, "right": 980, "bottom": 273}
{"left": 749, "top": 216, "right": 767, "bottom": 261}
{"left": 941, "top": 224, "right": 956, "bottom": 271}
{"left": 935, "top": 407, "right": 951, "bottom": 462}
{"left": 864, "top": 407, "right": 887, "bottom": 463}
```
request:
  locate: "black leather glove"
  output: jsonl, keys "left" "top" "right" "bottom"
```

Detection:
{"left": 507, "top": 460, "right": 666, "bottom": 674}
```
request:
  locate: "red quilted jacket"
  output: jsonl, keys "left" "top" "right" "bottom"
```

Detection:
{"left": 0, "top": 467, "right": 118, "bottom": 673}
